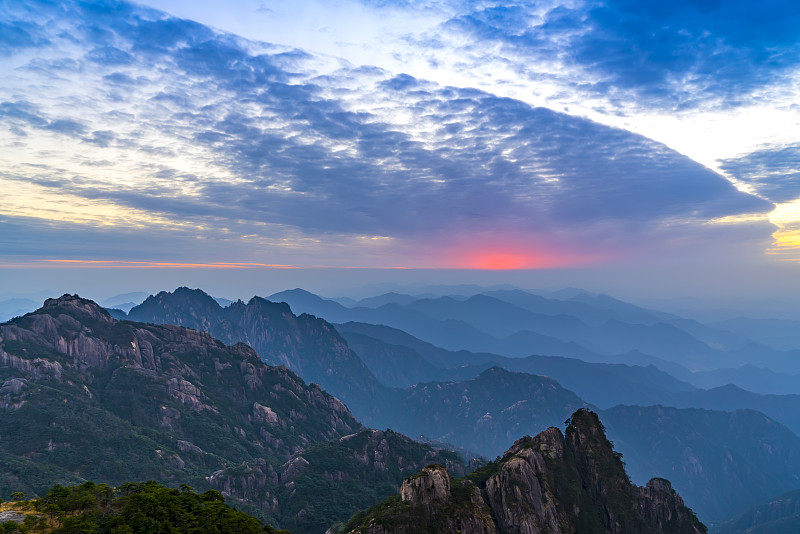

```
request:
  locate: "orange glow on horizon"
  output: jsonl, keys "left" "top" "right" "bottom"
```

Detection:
{"left": 0, "top": 259, "right": 417, "bottom": 270}
{"left": 439, "top": 243, "right": 611, "bottom": 271}
{"left": 449, "top": 244, "right": 599, "bottom": 270}
{"left": 471, "top": 253, "right": 538, "bottom": 270}
{"left": 39, "top": 260, "right": 298, "bottom": 269}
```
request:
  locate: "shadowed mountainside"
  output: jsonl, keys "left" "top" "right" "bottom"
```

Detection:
{"left": 343, "top": 409, "right": 706, "bottom": 534}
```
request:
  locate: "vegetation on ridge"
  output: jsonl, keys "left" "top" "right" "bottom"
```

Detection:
{"left": 0, "top": 480, "right": 290, "bottom": 533}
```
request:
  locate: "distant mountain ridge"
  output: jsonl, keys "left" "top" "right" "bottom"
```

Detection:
{"left": 110, "top": 287, "right": 800, "bottom": 524}
{"left": 274, "top": 287, "right": 800, "bottom": 376}
{"left": 712, "top": 488, "right": 800, "bottom": 534}
{"left": 337, "top": 321, "right": 697, "bottom": 408}
{"left": 601, "top": 405, "right": 800, "bottom": 522}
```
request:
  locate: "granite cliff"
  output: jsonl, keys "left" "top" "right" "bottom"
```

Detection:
{"left": 0, "top": 295, "right": 469, "bottom": 533}
{"left": 127, "top": 287, "right": 387, "bottom": 423}
{"left": 343, "top": 409, "right": 706, "bottom": 534}
{"left": 0, "top": 295, "right": 360, "bottom": 513}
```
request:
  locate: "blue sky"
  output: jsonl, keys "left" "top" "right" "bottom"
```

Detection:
{"left": 1, "top": 0, "right": 798, "bottom": 300}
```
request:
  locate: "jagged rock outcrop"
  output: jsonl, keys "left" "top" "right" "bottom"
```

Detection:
{"left": 400, "top": 465, "right": 452, "bottom": 508}
{"left": 393, "top": 465, "right": 497, "bottom": 534}
{"left": 0, "top": 295, "right": 362, "bottom": 503}
{"left": 344, "top": 409, "right": 706, "bottom": 534}
{"left": 211, "top": 428, "right": 470, "bottom": 534}
{"left": 127, "top": 288, "right": 388, "bottom": 423}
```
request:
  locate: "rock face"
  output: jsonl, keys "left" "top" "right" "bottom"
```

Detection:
{"left": 0, "top": 295, "right": 362, "bottom": 502}
{"left": 400, "top": 465, "right": 452, "bottom": 507}
{"left": 211, "top": 429, "right": 469, "bottom": 534}
{"left": 0, "top": 295, "right": 471, "bottom": 534}
{"left": 127, "top": 288, "right": 387, "bottom": 423}
{"left": 344, "top": 409, "right": 707, "bottom": 534}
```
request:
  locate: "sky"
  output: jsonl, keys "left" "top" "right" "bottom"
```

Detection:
{"left": 1, "top": 0, "right": 799, "bottom": 303}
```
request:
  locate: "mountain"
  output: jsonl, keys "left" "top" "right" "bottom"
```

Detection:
{"left": 342, "top": 409, "right": 706, "bottom": 534}
{"left": 98, "top": 292, "right": 150, "bottom": 313}
{"left": 334, "top": 324, "right": 800, "bottom": 523}
{"left": 711, "top": 489, "right": 800, "bottom": 534}
{"left": 353, "top": 292, "right": 422, "bottom": 308}
{"left": 267, "top": 288, "right": 353, "bottom": 322}
{"left": 483, "top": 288, "right": 664, "bottom": 326}
{"left": 601, "top": 405, "right": 800, "bottom": 523}
{"left": 673, "top": 385, "right": 800, "bottom": 437}
{"left": 128, "top": 287, "right": 388, "bottom": 423}
{"left": 268, "top": 289, "right": 735, "bottom": 370}
{"left": 281, "top": 288, "right": 800, "bottom": 375}
{"left": 210, "top": 429, "right": 470, "bottom": 534}
{"left": 0, "top": 294, "right": 485, "bottom": 533}
{"left": 338, "top": 331, "right": 445, "bottom": 388}
{"left": 387, "top": 367, "right": 589, "bottom": 457}
{"left": 0, "top": 295, "right": 362, "bottom": 504}
{"left": 267, "top": 290, "right": 550, "bottom": 357}
{"left": 711, "top": 317, "right": 800, "bottom": 351}
{"left": 404, "top": 294, "right": 590, "bottom": 339}
{"left": 687, "top": 364, "right": 800, "bottom": 395}
{"left": 337, "top": 322, "right": 696, "bottom": 408}
{"left": 0, "top": 298, "right": 38, "bottom": 323}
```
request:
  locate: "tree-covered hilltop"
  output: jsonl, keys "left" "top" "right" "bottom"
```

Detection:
{"left": 0, "top": 480, "right": 291, "bottom": 533}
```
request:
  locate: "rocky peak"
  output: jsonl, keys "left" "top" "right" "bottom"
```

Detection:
{"left": 637, "top": 479, "right": 704, "bottom": 534}
{"left": 41, "top": 294, "right": 114, "bottom": 324}
{"left": 400, "top": 465, "right": 452, "bottom": 509}
{"left": 126, "top": 287, "right": 386, "bottom": 424}
{"left": 344, "top": 409, "right": 707, "bottom": 534}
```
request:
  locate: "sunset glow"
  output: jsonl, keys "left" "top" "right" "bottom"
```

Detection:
{"left": 1, "top": 0, "right": 799, "bottom": 297}
{"left": 439, "top": 242, "right": 604, "bottom": 270}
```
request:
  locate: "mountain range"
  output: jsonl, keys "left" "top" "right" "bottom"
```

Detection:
{"left": 0, "top": 294, "right": 470, "bottom": 533}
{"left": 104, "top": 286, "right": 800, "bottom": 523}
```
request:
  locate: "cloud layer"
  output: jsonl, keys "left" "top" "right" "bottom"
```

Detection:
{"left": 0, "top": 0, "right": 777, "bottom": 268}
{"left": 402, "top": 0, "right": 800, "bottom": 112}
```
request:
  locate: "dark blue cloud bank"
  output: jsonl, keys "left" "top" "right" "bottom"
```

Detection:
{"left": 0, "top": 0, "right": 775, "bottom": 266}
{"left": 428, "top": 0, "right": 800, "bottom": 110}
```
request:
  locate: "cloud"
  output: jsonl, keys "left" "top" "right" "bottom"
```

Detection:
{"left": 720, "top": 143, "right": 800, "bottom": 203}
{"left": 426, "top": 0, "right": 800, "bottom": 111}
{"left": 0, "top": 0, "right": 777, "bottom": 268}
{"left": 85, "top": 46, "right": 135, "bottom": 66}
{"left": 0, "top": 101, "right": 88, "bottom": 138}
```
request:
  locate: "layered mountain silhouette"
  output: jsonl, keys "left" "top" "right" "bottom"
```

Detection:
{"left": 111, "top": 287, "right": 800, "bottom": 523}
{"left": 272, "top": 288, "right": 800, "bottom": 375}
